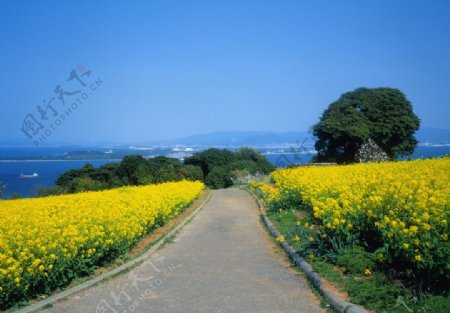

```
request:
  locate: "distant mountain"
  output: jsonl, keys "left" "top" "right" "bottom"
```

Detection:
{"left": 0, "top": 138, "right": 139, "bottom": 148}
{"left": 415, "top": 127, "right": 450, "bottom": 144}
{"left": 1, "top": 127, "right": 448, "bottom": 148}
{"left": 164, "top": 131, "right": 313, "bottom": 146}
{"left": 169, "top": 128, "right": 450, "bottom": 146}
{"left": 0, "top": 138, "right": 34, "bottom": 147}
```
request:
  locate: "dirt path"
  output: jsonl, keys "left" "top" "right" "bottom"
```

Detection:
{"left": 46, "top": 189, "right": 323, "bottom": 313}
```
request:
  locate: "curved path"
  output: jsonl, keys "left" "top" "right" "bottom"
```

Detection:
{"left": 47, "top": 189, "right": 323, "bottom": 313}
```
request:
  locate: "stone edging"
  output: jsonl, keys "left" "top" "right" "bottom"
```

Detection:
{"left": 14, "top": 190, "right": 214, "bottom": 313}
{"left": 243, "top": 188, "right": 370, "bottom": 313}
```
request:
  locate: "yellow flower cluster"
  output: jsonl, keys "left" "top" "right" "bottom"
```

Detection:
{"left": 253, "top": 158, "right": 449, "bottom": 274}
{"left": 249, "top": 180, "right": 279, "bottom": 207}
{"left": 0, "top": 180, "right": 203, "bottom": 308}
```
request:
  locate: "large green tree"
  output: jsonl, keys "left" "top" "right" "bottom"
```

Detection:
{"left": 184, "top": 147, "right": 274, "bottom": 189}
{"left": 313, "top": 87, "right": 420, "bottom": 163}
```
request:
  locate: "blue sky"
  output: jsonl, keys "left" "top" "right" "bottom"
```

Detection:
{"left": 1, "top": 0, "right": 449, "bottom": 144}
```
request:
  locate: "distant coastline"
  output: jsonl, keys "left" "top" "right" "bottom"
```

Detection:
{"left": 0, "top": 143, "right": 448, "bottom": 162}
{"left": 418, "top": 143, "right": 450, "bottom": 147}
{"left": 0, "top": 159, "right": 122, "bottom": 163}
{"left": 0, "top": 145, "right": 449, "bottom": 198}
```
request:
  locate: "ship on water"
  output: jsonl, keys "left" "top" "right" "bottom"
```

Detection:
{"left": 19, "top": 172, "right": 39, "bottom": 179}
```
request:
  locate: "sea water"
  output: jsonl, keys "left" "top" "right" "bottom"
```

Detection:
{"left": 0, "top": 160, "right": 114, "bottom": 198}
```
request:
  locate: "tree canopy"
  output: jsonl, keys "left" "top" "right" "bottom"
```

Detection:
{"left": 313, "top": 87, "right": 420, "bottom": 163}
{"left": 41, "top": 156, "right": 202, "bottom": 196}
{"left": 184, "top": 147, "right": 275, "bottom": 189}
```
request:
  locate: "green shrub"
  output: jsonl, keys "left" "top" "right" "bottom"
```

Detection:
{"left": 205, "top": 167, "right": 233, "bottom": 189}
{"left": 337, "top": 246, "right": 375, "bottom": 275}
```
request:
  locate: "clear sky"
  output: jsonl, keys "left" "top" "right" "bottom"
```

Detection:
{"left": 1, "top": 0, "right": 449, "bottom": 144}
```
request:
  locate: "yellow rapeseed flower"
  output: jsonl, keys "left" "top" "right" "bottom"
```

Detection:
{"left": 251, "top": 158, "right": 450, "bottom": 281}
{"left": 0, "top": 180, "right": 204, "bottom": 302}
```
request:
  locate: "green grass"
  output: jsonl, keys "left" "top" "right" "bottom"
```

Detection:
{"left": 266, "top": 208, "right": 450, "bottom": 313}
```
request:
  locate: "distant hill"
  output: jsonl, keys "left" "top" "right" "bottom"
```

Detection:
{"left": 0, "top": 131, "right": 313, "bottom": 148}
{"left": 166, "top": 131, "right": 313, "bottom": 146}
{"left": 0, "top": 139, "right": 34, "bottom": 147}
{"left": 159, "top": 128, "right": 450, "bottom": 146}
{"left": 1, "top": 127, "right": 448, "bottom": 148}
